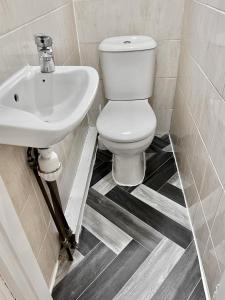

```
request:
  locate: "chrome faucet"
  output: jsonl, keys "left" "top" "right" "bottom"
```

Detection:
{"left": 34, "top": 34, "right": 55, "bottom": 73}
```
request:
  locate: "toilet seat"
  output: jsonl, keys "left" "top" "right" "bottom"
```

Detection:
{"left": 97, "top": 100, "right": 156, "bottom": 143}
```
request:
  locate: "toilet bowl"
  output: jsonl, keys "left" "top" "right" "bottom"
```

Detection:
{"left": 97, "top": 99, "right": 156, "bottom": 186}
{"left": 97, "top": 35, "right": 157, "bottom": 186}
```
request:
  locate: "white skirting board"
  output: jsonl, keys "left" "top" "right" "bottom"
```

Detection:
{"left": 65, "top": 126, "right": 97, "bottom": 241}
{"left": 169, "top": 135, "right": 211, "bottom": 300}
{"left": 49, "top": 126, "right": 98, "bottom": 291}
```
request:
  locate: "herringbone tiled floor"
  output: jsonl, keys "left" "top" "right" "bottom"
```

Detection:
{"left": 53, "top": 135, "right": 206, "bottom": 300}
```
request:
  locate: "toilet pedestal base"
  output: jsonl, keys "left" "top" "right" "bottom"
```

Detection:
{"left": 112, "top": 152, "right": 146, "bottom": 186}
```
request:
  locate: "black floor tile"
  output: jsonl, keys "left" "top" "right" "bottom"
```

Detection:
{"left": 91, "top": 162, "right": 112, "bottom": 186}
{"left": 188, "top": 280, "right": 206, "bottom": 300}
{"left": 93, "top": 158, "right": 104, "bottom": 170}
{"left": 158, "top": 183, "right": 186, "bottom": 207}
{"left": 77, "top": 240, "right": 150, "bottom": 300}
{"left": 143, "top": 157, "right": 177, "bottom": 191}
{"left": 77, "top": 226, "right": 100, "bottom": 256}
{"left": 87, "top": 189, "right": 162, "bottom": 252}
{"left": 96, "top": 149, "right": 112, "bottom": 162}
{"left": 106, "top": 186, "right": 192, "bottom": 248}
{"left": 152, "top": 242, "right": 201, "bottom": 300}
{"left": 161, "top": 134, "right": 170, "bottom": 145}
{"left": 53, "top": 243, "right": 116, "bottom": 300}
{"left": 144, "top": 152, "right": 173, "bottom": 181}
{"left": 153, "top": 136, "right": 170, "bottom": 148}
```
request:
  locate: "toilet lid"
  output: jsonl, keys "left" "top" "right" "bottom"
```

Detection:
{"left": 97, "top": 100, "right": 157, "bottom": 143}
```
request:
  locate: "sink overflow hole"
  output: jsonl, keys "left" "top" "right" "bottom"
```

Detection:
{"left": 14, "top": 94, "right": 19, "bottom": 102}
{"left": 42, "top": 79, "right": 46, "bottom": 82}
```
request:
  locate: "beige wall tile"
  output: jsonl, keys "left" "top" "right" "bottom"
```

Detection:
{"left": 211, "top": 192, "right": 225, "bottom": 272}
{"left": 79, "top": 43, "right": 101, "bottom": 76}
{"left": 157, "top": 0, "right": 185, "bottom": 40}
{"left": 156, "top": 40, "right": 181, "bottom": 78}
{"left": 20, "top": 192, "right": 48, "bottom": 258}
{"left": 193, "top": 202, "right": 210, "bottom": 257}
{"left": 210, "top": 100, "right": 225, "bottom": 189}
{"left": 88, "top": 79, "right": 106, "bottom": 126}
{"left": 203, "top": 237, "right": 221, "bottom": 298}
{"left": 37, "top": 226, "right": 59, "bottom": 286}
{"left": 203, "top": 8, "right": 225, "bottom": 97}
{"left": 0, "top": 0, "right": 70, "bottom": 35}
{"left": 0, "top": 29, "right": 27, "bottom": 83}
{"left": 151, "top": 77, "right": 177, "bottom": 110}
{"left": 207, "top": 0, "right": 225, "bottom": 11}
{"left": 0, "top": 146, "right": 31, "bottom": 214}
{"left": 199, "top": 159, "right": 223, "bottom": 229}
{"left": 154, "top": 108, "right": 173, "bottom": 135}
{"left": 188, "top": 132, "right": 208, "bottom": 191}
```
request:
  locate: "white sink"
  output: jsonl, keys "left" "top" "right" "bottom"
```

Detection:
{"left": 0, "top": 66, "right": 99, "bottom": 147}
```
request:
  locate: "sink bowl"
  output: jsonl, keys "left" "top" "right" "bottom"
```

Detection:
{"left": 0, "top": 66, "right": 99, "bottom": 147}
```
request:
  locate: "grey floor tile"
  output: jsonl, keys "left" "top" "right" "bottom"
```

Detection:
{"left": 83, "top": 205, "right": 132, "bottom": 254}
{"left": 55, "top": 250, "right": 84, "bottom": 286}
{"left": 77, "top": 226, "right": 100, "bottom": 256}
{"left": 151, "top": 241, "right": 201, "bottom": 300}
{"left": 77, "top": 240, "right": 150, "bottom": 300}
{"left": 114, "top": 238, "right": 184, "bottom": 300}
{"left": 92, "top": 172, "right": 116, "bottom": 195}
{"left": 53, "top": 242, "right": 116, "bottom": 300}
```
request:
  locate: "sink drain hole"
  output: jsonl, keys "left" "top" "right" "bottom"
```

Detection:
{"left": 14, "top": 94, "right": 19, "bottom": 102}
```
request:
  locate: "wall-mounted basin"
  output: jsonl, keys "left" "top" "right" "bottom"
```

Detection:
{"left": 0, "top": 66, "right": 99, "bottom": 147}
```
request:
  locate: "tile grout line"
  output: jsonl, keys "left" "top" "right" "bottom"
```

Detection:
{"left": 193, "top": 0, "right": 225, "bottom": 15}
{"left": 186, "top": 278, "right": 202, "bottom": 300}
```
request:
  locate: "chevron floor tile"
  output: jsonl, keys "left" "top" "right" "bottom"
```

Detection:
{"left": 53, "top": 135, "right": 206, "bottom": 300}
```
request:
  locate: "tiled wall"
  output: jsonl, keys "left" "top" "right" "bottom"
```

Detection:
{"left": 0, "top": 0, "right": 89, "bottom": 287}
{"left": 73, "top": 0, "right": 185, "bottom": 133}
{"left": 171, "top": 0, "right": 225, "bottom": 298}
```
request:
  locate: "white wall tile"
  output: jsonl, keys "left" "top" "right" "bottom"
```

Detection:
{"left": 0, "top": 0, "right": 70, "bottom": 35}
{"left": 151, "top": 77, "right": 177, "bottom": 109}
{"left": 156, "top": 40, "right": 181, "bottom": 78}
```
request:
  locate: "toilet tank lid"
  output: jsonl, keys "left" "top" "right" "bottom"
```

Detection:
{"left": 99, "top": 35, "right": 157, "bottom": 52}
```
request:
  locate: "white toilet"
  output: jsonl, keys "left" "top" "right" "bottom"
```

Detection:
{"left": 97, "top": 35, "right": 157, "bottom": 186}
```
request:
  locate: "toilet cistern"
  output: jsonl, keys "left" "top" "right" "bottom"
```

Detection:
{"left": 34, "top": 34, "right": 55, "bottom": 73}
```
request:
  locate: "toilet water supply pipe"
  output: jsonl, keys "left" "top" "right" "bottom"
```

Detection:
{"left": 27, "top": 147, "right": 76, "bottom": 261}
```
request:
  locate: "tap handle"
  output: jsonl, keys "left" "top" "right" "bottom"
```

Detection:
{"left": 34, "top": 34, "right": 53, "bottom": 48}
